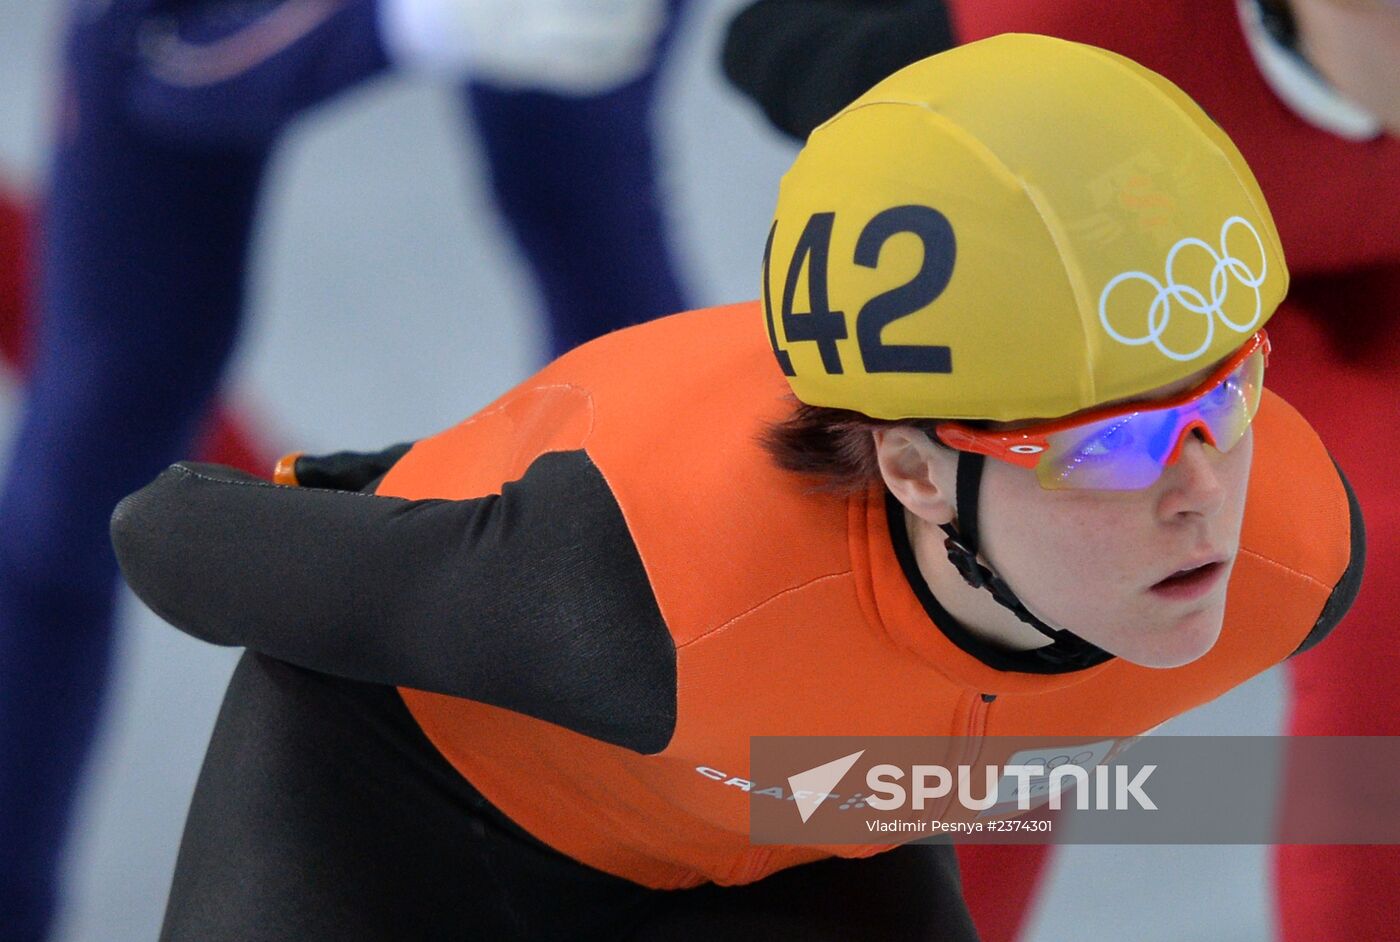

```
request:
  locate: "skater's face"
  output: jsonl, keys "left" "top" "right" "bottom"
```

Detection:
{"left": 876, "top": 369, "right": 1254, "bottom": 669}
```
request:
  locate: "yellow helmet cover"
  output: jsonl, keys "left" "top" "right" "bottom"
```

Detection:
{"left": 763, "top": 33, "right": 1288, "bottom": 421}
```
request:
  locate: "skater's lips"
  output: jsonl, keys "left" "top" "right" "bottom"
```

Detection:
{"left": 1148, "top": 556, "right": 1229, "bottom": 601}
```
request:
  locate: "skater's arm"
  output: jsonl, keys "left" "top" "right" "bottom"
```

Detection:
{"left": 111, "top": 453, "right": 677, "bottom": 753}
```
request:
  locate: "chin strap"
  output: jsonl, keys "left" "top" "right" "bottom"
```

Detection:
{"left": 937, "top": 452, "right": 1110, "bottom": 669}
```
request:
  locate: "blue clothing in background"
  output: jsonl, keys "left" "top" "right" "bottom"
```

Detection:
{"left": 0, "top": 1, "right": 687, "bottom": 937}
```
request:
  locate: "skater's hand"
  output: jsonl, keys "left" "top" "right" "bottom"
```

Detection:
{"left": 273, "top": 443, "right": 414, "bottom": 493}
{"left": 378, "top": 0, "right": 668, "bottom": 95}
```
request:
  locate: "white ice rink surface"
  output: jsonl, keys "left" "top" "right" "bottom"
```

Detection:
{"left": 0, "top": 3, "right": 1283, "bottom": 939}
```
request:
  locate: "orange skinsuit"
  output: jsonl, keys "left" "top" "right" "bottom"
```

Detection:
{"left": 380, "top": 300, "right": 1359, "bottom": 890}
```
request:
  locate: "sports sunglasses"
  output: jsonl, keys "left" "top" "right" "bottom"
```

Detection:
{"left": 934, "top": 330, "right": 1270, "bottom": 491}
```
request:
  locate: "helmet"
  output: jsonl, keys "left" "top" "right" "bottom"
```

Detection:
{"left": 763, "top": 35, "right": 1290, "bottom": 666}
{"left": 763, "top": 33, "right": 1287, "bottom": 422}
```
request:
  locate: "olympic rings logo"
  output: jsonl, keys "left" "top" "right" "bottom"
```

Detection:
{"left": 1098, "top": 216, "right": 1269, "bottom": 362}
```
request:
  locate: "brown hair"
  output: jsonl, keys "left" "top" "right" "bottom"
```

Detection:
{"left": 759, "top": 397, "right": 946, "bottom": 495}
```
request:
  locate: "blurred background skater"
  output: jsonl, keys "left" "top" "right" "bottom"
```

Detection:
{"left": 725, "top": 1, "right": 1399, "bottom": 940}
{"left": 454, "top": 0, "right": 691, "bottom": 357}
{"left": 0, "top": 1, "right": 688, "bottom": 938}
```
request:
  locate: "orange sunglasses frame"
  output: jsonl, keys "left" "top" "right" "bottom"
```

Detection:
{"left": 934, "top": 330, "right": 1271, "bottom": 470}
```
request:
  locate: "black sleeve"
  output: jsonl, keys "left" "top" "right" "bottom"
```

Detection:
{"left": 722, "top": 0, "right": 956, "bottom": 140}
{"left": 1291, "top": 458, "right": 1366, "bottom": 657}
{"left": 110, "top": 454, "right": 677, "bottom": 754}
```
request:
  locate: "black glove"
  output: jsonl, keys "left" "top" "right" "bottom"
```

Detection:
{"left": 273, "top": 443, "right": 414, "bottom": 492}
